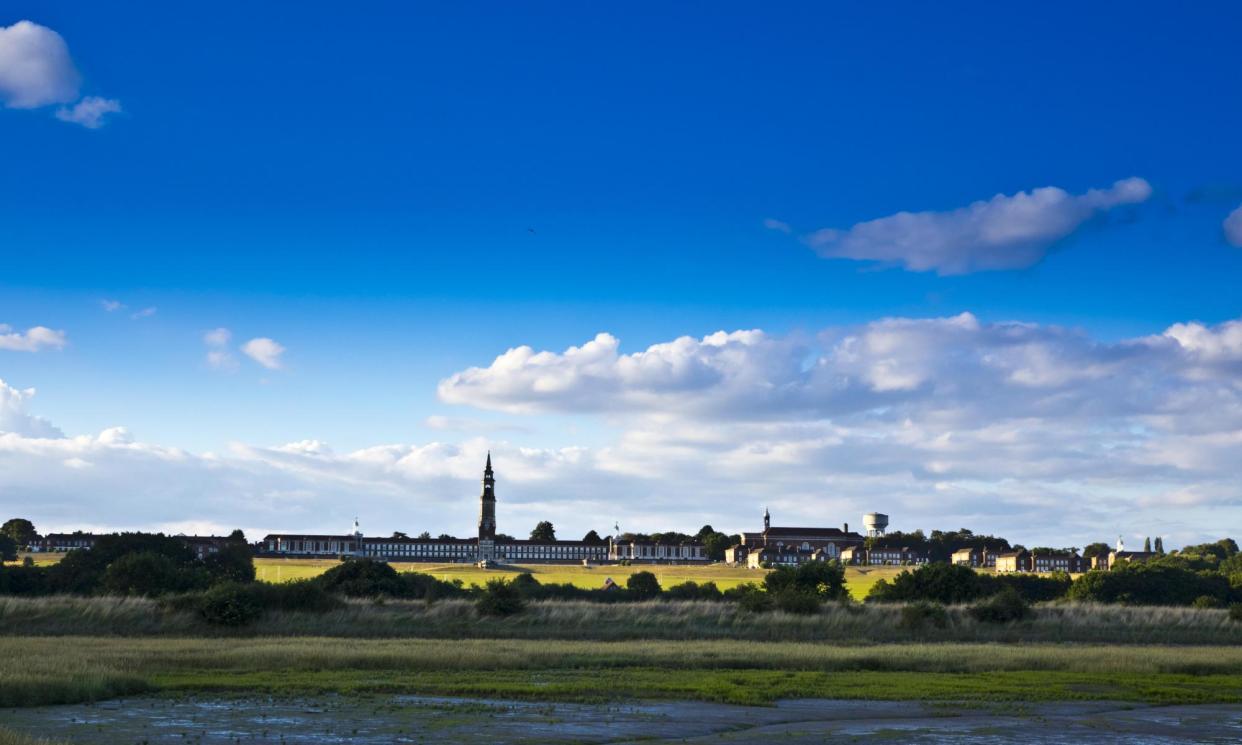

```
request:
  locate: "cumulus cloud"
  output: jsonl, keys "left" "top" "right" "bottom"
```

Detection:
{"left": 1225, "top": 204, "right": 1242, "bottom": 248}
{"left": 55, "top": 95, "right": 121, "bottom": 129}
{"left": 0, "top": 20, "right": 120, "bottom": 127}
{"left": 242, "top": 337, "right": 286, "bottom": 370}
{"left": 803, "top": 178, "right": 1152, "bottom": 275}
{"left": 129, "top": 306, "right": 157, "bottom": 320}
{"left": 101, "top": 299, "right": 123, "bottom": 312}
{"left": 0, "top": 324, "right": 67, "bottom": 352}
{"left": 0, "top": 380, "right": 62, "bottom": 438}
{"left": 7, "top": 314, "right": 1242, "bottom": 547}
{"left": 434, "top": 315, "right": 1242, "bottom": 544}
{"left": 0, "top": 21, "right": 79, "bottom": 108}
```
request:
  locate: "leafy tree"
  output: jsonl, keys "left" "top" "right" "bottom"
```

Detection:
{"left": 1, "top": 519, "right": 36, "bottom": 548}
{"left": 391, "top": 531, "right": 409, "bottom": 539}
{"left": 102, "top": 552, "right": 194, "bottom": 596}
{"left": 626, "top": 570, "right": 661, "bottom": 599}
{"left": 1067, "top": 563, "right": 1231, "bottom": 606}
{"left": 1144, "top": 537, "right": 1152, "bottom": 552}
{"left": 530, "top": 521, "right": 556, "bottom": 542}
{"left": 865, "top": 563, "right": 986, "bottom": 604}
{"left": 1081, "top": 542, "right": 1111, "bottom": 561}
{"left": 204, "top": 541, "right": 256, "bottom": 583}
{"left": 416, "top": 531, "right": 432, "bottom": 540}
{"left": 702, "top": 532, "right": 732, "bottom": 561}
{"left": 227, "top": 529, "right": 246, "bottom": 542}
{"left": 764, "top": 561, "right": 848, "bottom": 600}
{"left": 437, "top": 534, "right": 456, "bottom": 540}
{"left": 0, "top": 534, "right": 17, "bottom": 562}
{"left": 494, "top": 533, "right": 516, "bottom": 542}
{"left": 582, "top": 530, "right": 604, "bottom": 543}
{"left": 1154, "top": 536, "right": 1164, "bottom": 554}
{"left": 48, "top": 533, "right": 198, "bottom": 595}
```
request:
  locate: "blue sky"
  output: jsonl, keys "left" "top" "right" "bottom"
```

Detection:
{"left": 1, "top": 2, "right": 1241, "bottom": 547}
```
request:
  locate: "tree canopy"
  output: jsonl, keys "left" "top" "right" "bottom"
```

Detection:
{"left": 530, "top": 521, "right": 556, "bottom": 542}
{"left": 1, "top": 518, "right": 36, "bottom": 548}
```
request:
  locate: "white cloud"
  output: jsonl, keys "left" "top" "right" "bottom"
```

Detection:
{"left": 763, "top": 218, "right": 792, "bottom": 234}
{"left": 804, "top": 178, "right": 1152, "bottom": 275}
{"left": 0, "top": 324, "right": 67, "bottom": 352}
{"left": 6, "top": 314, "right": 1242, "bottom": 548}
{"left": 203, "top": 328, "right": 232, "bottom": 347}
{"left": 55, "top": 95, "right": 121, "bottom": 129}
{"left": 0, "top": 380, "right": 62, "bottom": 438}
{"left": 203, "top": 328, "right": 238, "bottom": 372}
{"left": 0, "top": 21, "right": 79, "bottom": 108}
{"left": 129, "top": 306, "right": 156, "bottom": 320}
{"left": 0, "top": 20, "right": 120, "bottom": 128}
{"left": 242, "top": 337, "right": 286, "bottom": 370}
{"left": 101, "top": 299, "right": 124, "bottom": 312}
{"left": 1225, "top": 204, "right": 1242, "bottom": 248}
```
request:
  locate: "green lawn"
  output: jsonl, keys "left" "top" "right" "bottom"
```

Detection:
{"left": 253, "top": 558, "right": 908, "bottom": 599}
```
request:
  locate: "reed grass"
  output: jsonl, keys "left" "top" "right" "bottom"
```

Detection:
{"left": 1, "top": 596, "right": 1238, "bottom": 644}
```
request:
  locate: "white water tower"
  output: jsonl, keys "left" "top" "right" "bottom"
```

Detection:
{"left": 863, "top": 512, "right": 889, "bottom": 538}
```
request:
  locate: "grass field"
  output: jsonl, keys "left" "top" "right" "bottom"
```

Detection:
{"left": 4, "top": 635, "right": 1242, "bottom": 709}
{"left": 252, "top": 557, "right": 907, "bottom": 600}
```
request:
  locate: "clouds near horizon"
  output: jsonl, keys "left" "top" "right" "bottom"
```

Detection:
{"left": 4, "top": 312, "right": 1242, "bottom": 546}
{"left": 803, "top": 178, "right": 1152, "bottom": 275}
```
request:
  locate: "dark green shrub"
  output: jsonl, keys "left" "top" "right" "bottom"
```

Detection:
{"left": 317, "top": 559, "right": 404, "bottom": 597}
{"left": 0, "top": 564, "right": 50, "bottom": 596}
{"left": 1193, "top": 595, "right": 1220, "bottom": 609}
{"left": 774, "top": 588, "right": 820, "bottom": 615}
{"left": 264, "top": 579, "right": 343, "bottom": 612}
{"left": 1228, "top": 603, "right": 1242, "bottom": 623}
{"left": 899, "top": 601, "right": 949, "bottom": 630}
{"left": 102, "top": 552, "right": 198, "bottom": 596}
{"left": 866, "top": 564, "right": 985, "bottom": 604}
{"left": 626, "top": 571, "right": 661, "bottom": 599}
{"left": 968, "top": 588, "right": 1031, "bottom": 624}
{"left": 476, "top": 578, "right": 525, "bottom": 616}
{"left": 664, "top": 581, "right": 724, "bottom": 601}
{"left": 737, "top": 586, "right": 774, "bottom": 613}
{"left": 0, "top": 534, "right": 16, "bottom": 562}
{"left": 203, "top": 542, "right": 256, "bottom": 584}
{"left": 764, "top": 561, "right": 848, "bottom": 600}
{"left": 198, "top": 582, "right": 264, "bottom": 626}
{"left": 1068, "top": 564, "right": 1230, "bottom": 606}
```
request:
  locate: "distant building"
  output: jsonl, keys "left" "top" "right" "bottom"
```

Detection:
{"left": 730, "top": 508, "right": 864, "bottom": 567}
{"left": 262, "top": 455, "right": 704, "bottom": 564}
{"left": 995, "top": 549, "right": 1028, "bottom": 573}
{"left": 839, "top": 545, "right": 927, "bottom": 566}
{"left": 996, "top": 549, "right": 1082, "bottom": 573}
{"left": 952, "top": 547, "right": 998, "bottom": 568}
{"left": 31, "top": 532, "right": 232, "bottom": 558}
{"left": 1105, "top": 550, "right": 1157, "bottom": 569}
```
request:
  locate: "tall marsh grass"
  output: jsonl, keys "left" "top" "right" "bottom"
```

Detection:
{"left": 1, "top": 595, "right": 1239, "bottom": 644}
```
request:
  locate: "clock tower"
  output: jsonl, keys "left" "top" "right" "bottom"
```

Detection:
{"left": 477, "top": 452, "right": 497, "bottom": 561}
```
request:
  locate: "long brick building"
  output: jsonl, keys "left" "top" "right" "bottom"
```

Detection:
{"left": 262, "top": 455, "right": 706, "bottom": 564}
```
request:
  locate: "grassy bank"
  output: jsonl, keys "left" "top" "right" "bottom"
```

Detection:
{"left": 3, "top": 596, "right": 1239, "bottom": 644}
{"left": 248, "top": 559, "right": 908, "bottom": 600}
{"left": 3, "top": 636, "right": 1242, "bottom": 708}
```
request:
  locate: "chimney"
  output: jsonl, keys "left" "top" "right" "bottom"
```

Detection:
{"left": 843, "top": 523, "right": 849, "bottom": 533}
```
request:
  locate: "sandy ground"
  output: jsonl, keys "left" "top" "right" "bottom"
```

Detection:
{"left": 4, "top": 695, "right": 1242, "bottom": 743}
